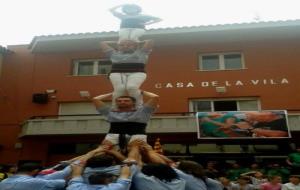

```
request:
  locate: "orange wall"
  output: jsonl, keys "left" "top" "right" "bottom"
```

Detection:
{"left": 0, "top": 37, "right": 300, "bottom": 164}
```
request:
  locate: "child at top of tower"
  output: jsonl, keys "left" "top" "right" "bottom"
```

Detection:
{"left": 110, "top": 4, "right": 162, "bottom": 41}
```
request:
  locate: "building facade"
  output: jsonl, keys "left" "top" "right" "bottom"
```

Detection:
{"left": 1, "top": 20, "right": 300, "bottom": 165}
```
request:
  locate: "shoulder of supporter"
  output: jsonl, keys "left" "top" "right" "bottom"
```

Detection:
{"left": 116, "top": 178, "right": 132, "bottom": 184}
{"left": 141, "top": 104, "right": 156, "bottom": 112}
{"left": 68, "top": 176, "right": 84, "bottom": 185}
{"left": 41, "top": 179, "right": 66, "bottom": 189}
{"left": 37, "top": 165, "right": 71, "bottom": 180}
{"left": 96, "top": 105, "right": 111, "bottom": 116}
{"left": 173, "top": 168, "right": 193, "bottom": 180}
{"left": 104, "top": 179, "right": 131, "bottom": 190}
{"left": 67, "top": 176, "right": 92, "bottom": 190}
{"left": 14, "top": 177, "right": 66, "bottom": 189}
{"left": 206, "top": 178, "right": 223, "bottom": 190}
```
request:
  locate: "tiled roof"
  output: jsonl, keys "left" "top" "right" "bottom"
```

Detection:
{"left": 31, "top": 19, "right": 300, "bottom": 40}
{"left": 29, "top": 19, "right": 300, "bottom": 51}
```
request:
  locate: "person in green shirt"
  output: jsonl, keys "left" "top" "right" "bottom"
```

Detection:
{"left": 267, "top": 163, "right": 290, "bottom": 183}
{"left": 287, "top": 148, "right": 300, "bottom": 168}
{"left": 226, "top": 163, "right": 250, "bottom": 181}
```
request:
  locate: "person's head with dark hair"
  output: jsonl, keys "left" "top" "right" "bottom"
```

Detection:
{"left": 141, "top": 163, "right": 178, "bottom": 182}
{"left": 237, "top": 175, "right": 250, "bottom": 185}
{"left": 17, "top": 162, "right": 43, "bottom": 176}
{"left": 1, "top": 164, "right": 17, "bottom": 174}
{"left": 289, "top": 174, "right": 300, "bottom": 185}
{"left": 177, "top": 160, "right": 206, "bottom": 181}
{"left": 86, "top": 154, "right": 116, "bottom": 168}
{"left": 115, "top": 96, "right": 136, "bottom": 110}
{"left": 117, "top": 40, "right": 139, "bottom": 54}
{"left": 88, "top": 172, "right": 117, "bottom": 185}
{"left": 116, "top": 96, "right": 136, "bottom": 103}
{"left": 268, "top": 175, "right": 282, "bottom": 184}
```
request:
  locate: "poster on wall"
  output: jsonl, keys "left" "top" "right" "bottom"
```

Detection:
{"left": 196, "top": 110, "right": 290, "bottom": 139}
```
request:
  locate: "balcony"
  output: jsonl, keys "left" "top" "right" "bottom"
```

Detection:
{"left": 20, "top": 114, "right": 300, "bottom": 136}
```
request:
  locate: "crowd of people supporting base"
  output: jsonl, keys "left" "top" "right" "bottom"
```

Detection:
{"left": 1, "top": 146, "right": 300, "bottom": 190}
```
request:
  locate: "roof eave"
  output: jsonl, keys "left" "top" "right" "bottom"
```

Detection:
{"left": 29, "top": 19, "right": 300, "bottom": 53}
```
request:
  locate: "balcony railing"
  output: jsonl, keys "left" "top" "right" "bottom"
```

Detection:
{"left": 20, "top": 113, "right": 300, "bottom": 136}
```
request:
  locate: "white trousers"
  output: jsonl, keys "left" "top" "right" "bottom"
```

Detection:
{"left": 109, "top": 72, "right": 147, "bottom": 107}
{"left": 119, "top": 28, "right": 145, "bottom": 42}
{"left": 104, "top": 134, "right": 147, "bottom": 145}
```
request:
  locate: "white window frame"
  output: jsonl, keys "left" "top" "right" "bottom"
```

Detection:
{"left": 199, "top": 52, "right": 245, "bottom": 71}
{"left": 73, "top": 59, "right": 111, "bottom": 76}
{"left": 189, "top": 98, "right": 261, "bottom": 112}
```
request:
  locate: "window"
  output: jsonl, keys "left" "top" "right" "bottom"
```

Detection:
{"left": 190, "top": 98, "right": 260, "bottom": 112}
{"left": 97, "top": 61, "right": 111, "bottom": 74}
{"left": 78, "top": 61, "right": 94, "bottom": 75}
{"left": 58, "top": 102, "right": 112, "bottom": 118}
{"left": 59, "top": 102, "right": 99, "bottom": 115}
{"left": 199, "top": 53, "right": 244, "bottom": 71}
{"left": 214, "top": 100, "right": 237, "bottom": 111}
{"left": 73, "top": 59, "right": 111, "bottom": 75}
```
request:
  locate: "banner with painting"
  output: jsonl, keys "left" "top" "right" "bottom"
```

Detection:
{"left": 196, "top": 110, "right": 290, "bottom": 139}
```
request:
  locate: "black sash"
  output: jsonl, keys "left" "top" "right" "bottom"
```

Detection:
{"left": 110, "top": 63, "right": 145, "bottom": 73}
{"left": 109, "top": 122, "right": 147, "bottom": 150}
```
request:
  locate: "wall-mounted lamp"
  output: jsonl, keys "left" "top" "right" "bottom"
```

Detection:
{"left": 79, "top": 91, "right": 90, "bottom": 98}
{"left": 215, "top": 86, "right": 226, "bottom": 93}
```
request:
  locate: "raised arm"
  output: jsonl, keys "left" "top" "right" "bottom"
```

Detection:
{"left": 127, "top": 140, "right": 143, "bottom": 167}
{"left": 92, "top": 93, "right": 112, "bottom": 109}
{"left": 100, "top": 41, "right": 116, "bottom": 54}
{"left": 104, "top": 148, "right": 127, "bottom": 163}
{"left": 142, "top": 90, "right": 159, "bottom": 108}
{"left": 70, "top": 147, "right": 105, "bottom": 178}
{"left": 109, "top": 5, "right": 126, "bottom": 19}
{"left": 144, "top": 16, "right": 162, "bottom": 25}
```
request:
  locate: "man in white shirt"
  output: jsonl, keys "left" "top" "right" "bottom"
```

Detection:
{"left": 282, "top": 174, "right": 300, "bottom": 190}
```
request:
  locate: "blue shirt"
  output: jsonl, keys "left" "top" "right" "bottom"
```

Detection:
{"left": 37, "top": 166, "right": 71, "bottom": 180}
{"left": 0, "top": 175, "right": 66, "bottom": 190}
{"left": 67, "top": 176, "right": 131, "bottom": 190}
{"left": 132, "top": 165, "right": 186, "bottom": 190}
{"left": 175, "top": 168, "right": 223, "bottom": 190}
{"left": 0, "top": 166, "right": 71, "bottom": 190}
{"left": 97, "top": 105, "right": 155, "bottom": 124}
{"left": 82, "top": 165, "right": 121, "bottom": 184}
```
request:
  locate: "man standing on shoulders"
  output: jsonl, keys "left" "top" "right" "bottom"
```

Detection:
{"left": 92, "top": 90, "right": 159, "bottom": 151}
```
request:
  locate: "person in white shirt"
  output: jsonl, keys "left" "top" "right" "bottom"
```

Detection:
{"left": 282, "top": 174, "right": 300, "bottom": 190}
